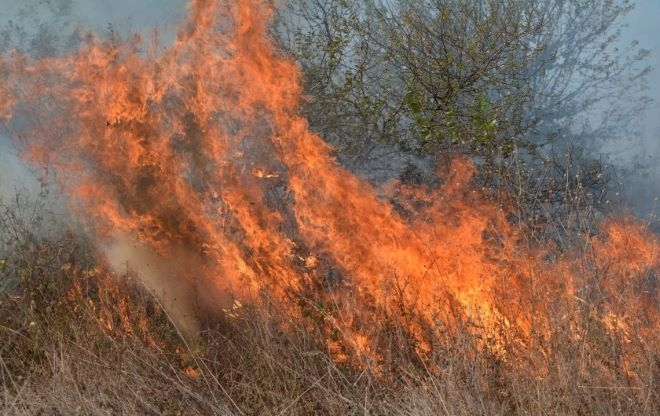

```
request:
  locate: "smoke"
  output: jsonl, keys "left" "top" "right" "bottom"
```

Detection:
{"left": 0, "top": 141, "right": 33, "bottom": 199}
{"left": 103, "top": 235, "right": 214, "bottom": 341}
{"left": 607, "top": 0, "right": 660, "bottom": 221}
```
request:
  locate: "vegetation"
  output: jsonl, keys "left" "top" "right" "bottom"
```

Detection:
{"left": 275, "top": 0, "right": 652, "bottom": 237}
{"left": 0, "top": 193, "right": 660, "bottom": 415}
{"left": 0, "top": 194, "right": 658, "bottom": 415}
{"left": 1, "top": 0, "right": 658, "bottom": 415}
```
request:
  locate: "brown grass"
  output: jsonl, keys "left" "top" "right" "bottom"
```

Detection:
{"left": 0, "top": 198, "right": 658, "bottom": 415}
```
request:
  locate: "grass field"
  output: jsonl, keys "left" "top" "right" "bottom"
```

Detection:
{"left": 1, "top": 196, "right": 657, "bottom": 415}
{"left": 0, "top": 1, "right": 658, "bottom": 413}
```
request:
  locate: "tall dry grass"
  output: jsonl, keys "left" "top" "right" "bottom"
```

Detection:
{"left": 0, "top": 194, "right": 658, "bottom": 415}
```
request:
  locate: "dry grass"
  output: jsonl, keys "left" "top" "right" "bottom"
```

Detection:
{"left": 0, "top": 196, "right": 658, "bottom": 415}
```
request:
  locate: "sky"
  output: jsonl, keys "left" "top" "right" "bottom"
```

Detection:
{"left": 613, "top": 0, "right": 660, "bottom": 215}
{"left": 623, "top": 0, "right": 660, "bottom": 143}
{"left": 0, "top": 0, "right": 659, "bottom": 215}
{"left": 0, "top": 0, "right": 187, "bottom": 29}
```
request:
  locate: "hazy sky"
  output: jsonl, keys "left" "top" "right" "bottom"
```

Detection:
{"left": 0, "top": 0, "right": 187, "bottom": 28}
{"left": 612, "top": 0, "right": 660, "bottom": 215}
{"left": 1, "top": 0, "right": 659, "bottom": 208}
{"left": 623, "top": 0, "right": 660, "bottom": 149}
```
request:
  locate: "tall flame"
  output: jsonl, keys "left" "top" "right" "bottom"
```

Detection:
{"left": 1, "top": 0, "right": 657, "bottom": 370}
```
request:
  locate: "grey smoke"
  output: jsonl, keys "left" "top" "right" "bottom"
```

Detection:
{"left": 610, "top": 0, "right": 660, "bottom": 220}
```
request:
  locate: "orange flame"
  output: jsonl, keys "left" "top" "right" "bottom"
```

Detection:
{"left": 0, "top": 0, "right": 657, "bottom": 370}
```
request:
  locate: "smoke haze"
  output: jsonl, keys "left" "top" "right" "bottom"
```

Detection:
{"left": 614, "top": 0, "right": 660, "bottom": 220}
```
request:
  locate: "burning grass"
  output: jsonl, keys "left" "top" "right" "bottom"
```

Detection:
{"left": 0, "top": 197, "right": 658, "bottom": 415}
{"left": 0, "top": 0, "right": 658, "bottom": 413}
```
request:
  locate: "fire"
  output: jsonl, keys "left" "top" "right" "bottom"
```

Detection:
{"left": 0, "top": 0, "right": 657, "bottom": 372}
